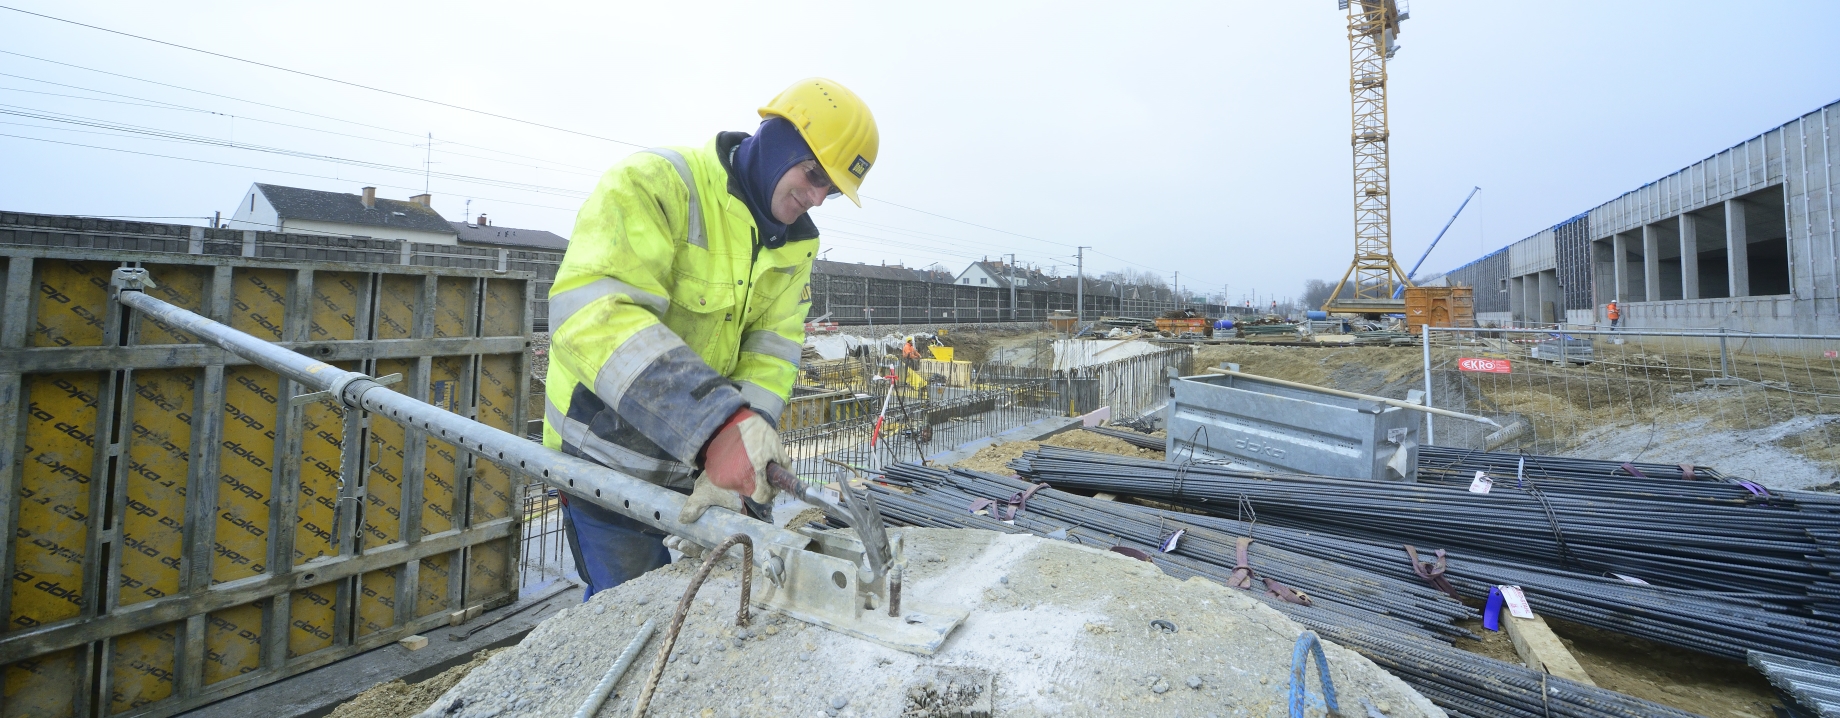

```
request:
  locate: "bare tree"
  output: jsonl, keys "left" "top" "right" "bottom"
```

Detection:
{"left": 1301, "top": 279, "right": 1335, "bottom": 309}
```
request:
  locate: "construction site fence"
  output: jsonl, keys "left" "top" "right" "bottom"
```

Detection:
{"left": 1420, "top": 326, "right": 1840, "bottom": 463}
{"left": 0, "top": 246, "right": 532, "bottom": 718}
{"left": 778, "top": 347, "right": 1194, "bottom": 484}
{"left": 806, "top": 270, "right": 1239, "bottom": 325}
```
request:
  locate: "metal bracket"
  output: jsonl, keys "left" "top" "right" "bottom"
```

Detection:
{"left": 109, "top": 267, "right": 156, "bottom": 292}
{"left": 290, "top": 373, "right": 401, "bottom": 408}
{"left": 757, "top": 528, "right": 965, "bottom": 655}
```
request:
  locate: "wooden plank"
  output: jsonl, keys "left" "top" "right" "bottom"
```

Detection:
{"left": 1504, "top": 613, "right": 1596, "bottom": 686}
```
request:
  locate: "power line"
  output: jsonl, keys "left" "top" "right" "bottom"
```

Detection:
{"left": 0, "top": 6, "right": 647, "bottom": 149}
{"left": 0, "top": 131, "right": 581, "bottom": 212}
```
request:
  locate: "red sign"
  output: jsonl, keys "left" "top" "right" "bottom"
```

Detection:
{"left": 1458, "top": 357, "right": 1512, "bottom": 374}
{"left": 1826, "top": 350, "right": 1839, "bottom": 359}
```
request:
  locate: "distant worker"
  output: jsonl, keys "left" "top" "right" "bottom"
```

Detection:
{"left": 1605, "top": 300, "right": 1620, "bottom": 330}
{"left": 542, "top": 79, "right": 878, "bottom": 598}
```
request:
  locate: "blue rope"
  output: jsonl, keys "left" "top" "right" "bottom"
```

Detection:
{"left": 1290, "top": 630, "right": 1341, "bottom": 718}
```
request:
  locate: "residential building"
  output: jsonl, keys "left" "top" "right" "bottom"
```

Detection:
{"left": 225, "top": 183, "right": 458, "bottom": 244}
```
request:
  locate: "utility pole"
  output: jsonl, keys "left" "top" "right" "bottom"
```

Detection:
{"left": 1075, "top": 246, "right": 1089, "bottom": 322}
{"left": 1173, "top": 271, "right": 1180, "bottom": 312}
{"left": 1005, "top": 253, "right": 1018, "bottom": 321}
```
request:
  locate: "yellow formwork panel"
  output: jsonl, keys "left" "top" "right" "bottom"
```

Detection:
{"left": 216, "top": 364, "right": 279, "bottom": 583}
{"left": 374, "top": 275, "right": 419, "bottom": 340}
{"left": 356, "top": 567, "right": 399, "bottom": 638}
{"left": 308, "top": 271, "right": 364, "bottom": 342}
{"left": 295, "top": 364, "right": 354, "bottom": 566}
{"left": 228, "top": 268, "right": 289, "bottom": 341}
{"left": 119, "top": 369, "right": 196, "bottom": 608}
{"left": 432, "top": 278, "right": 473, "bottom": 338}
{"left": 107, "top": 622, "right": 179, "bottom": 715}
{"left": 423, "top": 356, "right": 467, "bottom": 537}
{"left": 203, "top": 602, "right": 263, "bottom": 686}
{"left": 481, "top": 279, "right": 524, "bottom": 337}
{"left": 31, "top": 260, "right": 109, "bottom": 348}
{"left": 11, "top": 373, "right": 101, "bottom": 631}
{"left": 415, "top": 553, "right": 454, "bottom": 618}
{"left": 467, "top": 541, "right": 512, "bottom": 608}
{"left": 362, "top": 357, "right": 414, "bottom": 549}
{"left": 3, "top": 647, "right": 83, "bottom": 718}
{"left": 285, "top": 585, "right": 337, "bottom": 659}
{"left": 469, "top": 352, "right": 519, "bottom": 607}
{"left": 137, "top": 265, "right": 210, "bottom": 345}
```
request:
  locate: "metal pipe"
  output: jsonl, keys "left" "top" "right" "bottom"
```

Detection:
{"left": 573, "top": 618, "right": 655, "bottom": 718}
{"left": 111, "top": 277, "right": 814, "bottom": 563}
{"left": 1420, "top": 324, "right": 1435, "bottom": 444}
{"left": 1199, "top": 367, "right": 1498, "bottom": 427}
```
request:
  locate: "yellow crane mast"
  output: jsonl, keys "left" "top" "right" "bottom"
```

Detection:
{"left": 1324, "top": 0, "right": 1411, "bottom": 314}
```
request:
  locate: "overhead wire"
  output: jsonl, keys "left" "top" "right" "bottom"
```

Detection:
{"left": 2, "top": 8, "right": 1225, "bottom": 285}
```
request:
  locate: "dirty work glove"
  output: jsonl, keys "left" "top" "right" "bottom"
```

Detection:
{"left": 677, "top": 475, "right": 745, "bottom": 524}
{"left": 677, "top": 409, "right": 787, "bottom": 523}
{"left": 662, "top": 534, "right": 705, "bottom": 560}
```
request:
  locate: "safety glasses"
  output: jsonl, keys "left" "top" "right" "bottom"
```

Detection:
{"left": 801, "top": 161, "right": 843, "bottom": 199}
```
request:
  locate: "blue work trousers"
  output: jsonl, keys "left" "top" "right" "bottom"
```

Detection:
{"left": 560, "top": 492, "right": 672, "bottom": 601}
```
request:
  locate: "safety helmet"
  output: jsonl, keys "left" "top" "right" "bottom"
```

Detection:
{"left": 760, "top": 78, "right": 878, "bottom": 206}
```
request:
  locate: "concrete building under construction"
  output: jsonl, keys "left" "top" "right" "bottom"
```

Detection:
{"left": 1432, "top": 98, "right": 1837, "bottom": 334}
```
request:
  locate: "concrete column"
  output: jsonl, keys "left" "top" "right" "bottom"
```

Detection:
{"left": 1641, "top": 224, "right": 1662, "bottom": 302}
{"left": 1539, "top": 270, "right": 1560, "bottom": 323}
{"left": 1611, "top": 233, "right": 1629, "bottom": 302}
{"left": 1725, "top": 199, "right": 1750, "bottom": 297}
{"left": 1679, "top": 213, "right": 1700, "bottom": 300}
{"left": 1509, "top": 276, "right": 1525, "bottom": 323}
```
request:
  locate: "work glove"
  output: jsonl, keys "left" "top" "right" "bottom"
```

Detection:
{"left": 677, "top": 409, "right": 787, "bottom": 523}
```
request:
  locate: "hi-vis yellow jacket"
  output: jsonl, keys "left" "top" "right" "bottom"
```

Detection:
{"left": 542, "top": 132, "right": 815, "bottom": 489}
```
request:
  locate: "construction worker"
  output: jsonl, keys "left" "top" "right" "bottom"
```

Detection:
{"left": 1605, "top": 299, "right": 1620, "bottom": 330}
{"left": 542, "top": 78, "right": 878, "bottom": 598}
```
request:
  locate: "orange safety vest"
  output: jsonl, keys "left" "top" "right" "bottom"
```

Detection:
{"left": 1606, "top": 302, "right": 1620, "bottom": 320}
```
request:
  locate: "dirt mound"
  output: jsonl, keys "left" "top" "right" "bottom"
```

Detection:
{"left": 947, "top": 428, "right": 1163, "bottom": 475}
{"left": 418, "top": 529, "right": 1442, "bottom": 718}
{"left": 332, "top": 648, "right": 510, "bottom": 718}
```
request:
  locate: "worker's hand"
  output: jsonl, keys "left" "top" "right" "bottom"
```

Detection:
{"left": 701, "top": 408, "right": 787, "bottom": 501}
{"left": 678, "top": 475, "right": 745, "bottom": 524}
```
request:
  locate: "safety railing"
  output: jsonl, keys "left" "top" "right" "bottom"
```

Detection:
{"left": 1420, "top": 326, "right": 1840, "bottom": 484}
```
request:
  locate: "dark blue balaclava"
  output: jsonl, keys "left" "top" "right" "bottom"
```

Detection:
{"left": 732, "top": 116, "right": 815, "bottom": 247}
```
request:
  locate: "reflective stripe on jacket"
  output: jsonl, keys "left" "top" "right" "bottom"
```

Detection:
{"left": 542, "top": 133, "right": 816, "bottom": 489}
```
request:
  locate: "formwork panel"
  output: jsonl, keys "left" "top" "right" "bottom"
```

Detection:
{"left": 0, "top": 242, "right": 530, "bottom": 718}
{"left": 216, "top": 364, "right": 278, "bottom": 583}
{"left": 356, "top": 567, "right": 399, "bottom": 638}
{"left": 202, "top": 601, "right": 262, "bottom": 685}
{"left": 107, "top": 622, "right": 179, "bottom": 714}
{"left": 137, "top": 265, "right": 211, "bottom": 345}
{"left": 3, "top": 647, "right": 82, "bottom": 718}
{"left": 117, "top": 369, "right": 198, "bottom": 608}
{"left": 285, "top": 586, "right": 336, "bottom": 659}
{"left": 307, "top": 272, "right": 365, "bottom": 342}
{"left": 11, "top": 373, "right": 103, "bottom": 630}
{"left": 31, "top": 260, "right": 109, "bottom": 348}
{"left": 414, "top": 553, "right": 454, "bottom": 618}
{"left": 294, "top": 365, "right": 355, "bottom": 567}
{"left": 228, "top": 268, "right": 289, "bottom": 342}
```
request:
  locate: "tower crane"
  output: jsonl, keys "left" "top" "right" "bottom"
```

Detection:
{"left": 1323, "top": 0, "right": 1411, "bottom": 314}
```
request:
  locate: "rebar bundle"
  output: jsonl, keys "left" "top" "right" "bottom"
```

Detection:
{"left": 863, "top": 463, "right": 1702, "bottom": 718}
{"left": 1010, "top": 446, "right": 1840, "bottom": 663}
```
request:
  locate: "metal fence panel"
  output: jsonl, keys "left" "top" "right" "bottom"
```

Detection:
{"left": 0, "top": 246, "right": 529, "bottom": 718}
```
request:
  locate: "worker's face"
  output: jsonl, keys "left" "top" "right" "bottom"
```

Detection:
{"left": 771, "top": 160, "right": 840, "bottom": 224}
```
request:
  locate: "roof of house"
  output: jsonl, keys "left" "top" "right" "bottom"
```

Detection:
{"left": 256, "top": 184, "right": 455, "bottom": 235}
{"left": 812, "top": 260, "right": 937, "bottom": 282}
{"left": 450, "top": 221, "right": 569, "bottom": 251}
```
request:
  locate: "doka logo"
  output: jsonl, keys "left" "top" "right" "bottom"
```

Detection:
{"left": 848, "top": 155, "right": 871, "bottom": 179}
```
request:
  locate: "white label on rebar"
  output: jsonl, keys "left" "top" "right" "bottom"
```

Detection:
{"left": 1610, "top": 572, "right": 1649, "bottom": 585}
{"left": 1498, "top": 585, "right": 1534, "bottom": 619}
{"left": 1469, "top": 471, "right": 1492, "bottom": 494}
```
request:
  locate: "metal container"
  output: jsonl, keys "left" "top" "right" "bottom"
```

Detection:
{"left": 1166, "top": 372, "right": 1419, "bottom": 481}
{"left": 1403, "top": 286, "right": 1475, "bottom": 334}
{"left": 0, "top": 244, "right": 531, "bottom": 717}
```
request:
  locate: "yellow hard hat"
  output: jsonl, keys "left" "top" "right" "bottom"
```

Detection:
{"left": 759, "top": 78, "right": 878, "bottom": 206}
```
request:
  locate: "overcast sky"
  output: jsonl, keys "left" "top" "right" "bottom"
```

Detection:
{"left": 3, "top": 1, "right": 1836, "bottom": 307}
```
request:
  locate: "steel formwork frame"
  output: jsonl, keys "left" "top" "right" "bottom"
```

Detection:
{"left": 1326, "top": 0, "right": 1411, "bottom": 311}
{"left": 0, "top": 247, "right": 530, "bottom": 718}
